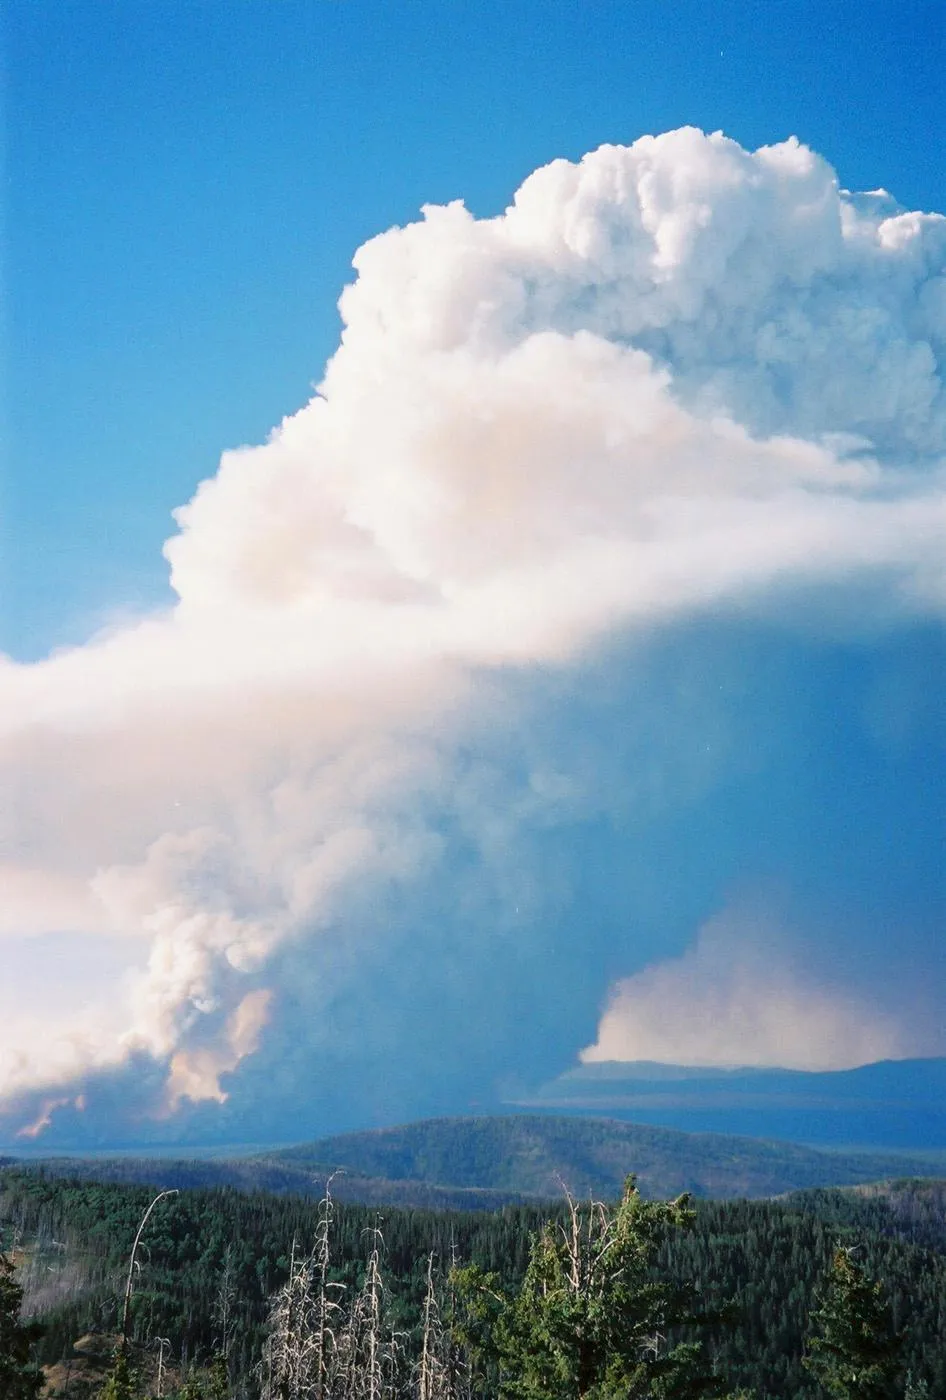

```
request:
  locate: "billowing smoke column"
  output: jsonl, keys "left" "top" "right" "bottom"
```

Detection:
{"left": 2, "top": 128, "right": 945, "bottom": 1143}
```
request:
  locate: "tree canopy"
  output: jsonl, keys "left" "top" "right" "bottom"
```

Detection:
{"left": 454, "top": 1177, "right": 719, "bottom": 1400}
{"left": 804, "top": 1246, "right": 902, "bottom": 1400}
{"left": 0, "top": 1249, "right": 44, "bottom": 1400}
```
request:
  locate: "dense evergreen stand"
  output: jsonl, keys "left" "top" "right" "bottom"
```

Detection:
{"left": 2, "top": 1167, "right": 944, "bottom": 1398}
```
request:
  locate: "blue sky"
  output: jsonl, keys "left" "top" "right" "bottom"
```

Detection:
{"left": 1, "top": 0, "right": 944, "bottom": 1145}
{"left": 4, "top": 0, "right": 943, "bottom": 657}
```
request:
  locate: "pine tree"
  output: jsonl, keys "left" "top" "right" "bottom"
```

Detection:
{"left": 97, "top": 1349, "right": 137, "bottom": 1400}
{"left": 206, "top": 1352, "right": 232, "bottom": 1400}
{"left": 803, "top": 1246, "right": 902, "bottom": 1400}
{"left": 453, "top": 1176, "right": 719, "bottom": 1400}
{"left": 0, "top": 1249, "right": 44, "bottom": 1400}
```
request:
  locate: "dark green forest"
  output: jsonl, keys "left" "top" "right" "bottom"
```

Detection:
{"left": 1, "top": 1166, "right": 944, "bottom": 1398}
{"left": 12, "top": 1114, "right": 946, "bottom": 1206}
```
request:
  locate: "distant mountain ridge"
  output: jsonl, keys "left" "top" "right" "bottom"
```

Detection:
{"left": 4, "top": 1058, "right": 944, "bottom": 1155}
{"left": 518, "top": 1057, "right": 946, "bottom": 1149}
{"left": 12, "top": 1113, "right": 946, "bottom": 1208}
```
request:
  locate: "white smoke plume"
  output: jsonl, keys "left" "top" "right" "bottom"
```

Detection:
{"left": 2, "top": 128, "right": 945, "bottom": 1137}
{"left": 581, "top": 903, "right": 912, "bottom": 1071}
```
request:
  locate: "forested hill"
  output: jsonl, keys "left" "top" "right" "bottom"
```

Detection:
{"left": 266, "top": 1113, "right": 946, "bottom": 1199}
{"left": 0, "top": 1153, "right": 532, "bottom": 1213}
{"left": 2, "top": 1167, "right": 945, "bottom": 1397}
{"left": 11, "top": 1114, "right": 946, "bottom": 1207}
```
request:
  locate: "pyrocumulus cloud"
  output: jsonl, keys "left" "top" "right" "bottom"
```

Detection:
{"left": 2, "top": 128, "right": 945, "bottom": 1138}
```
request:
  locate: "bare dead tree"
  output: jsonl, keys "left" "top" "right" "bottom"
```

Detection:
{"left": 311, "top": 1175, "right": 347, "bottom": 1400}
{"left": 260, "top": 1235, "right": 316, "bottom": 1400}
{"left": 121, "top": 1189, "right": 179, "bottom": 1353}
{"left": 414, "top": 1252, "right": 472, "bottom": 1400}
{"left": 215, "top": 1245, "right": 236, "bottom": 1355}
{"left": 332, "top": 1305, "right": 359, "bottom": 1400}
{"left": 551, "top": 1176, "right": 621, "bottom": 1309}
{"left": 259, "top": 1182, "right": 352, "bottom": 1400}
{"left": 153, "top": 1335, "right": 172, "bottom": 1398}
{"left": 418, "top": 1254, "right": 437, "bottom": 1400}
{"left": 338, "top": 1223, "right": 406, "bottom": 1400}
{"left": 417, "top": 1252, "right": 458, "bottom": 1400}
{"left": 360, "top": 1227, "right": 385, "bottom": 1400}
{"left": 259, "top": 1194, "right": 429, "bottom": 1400}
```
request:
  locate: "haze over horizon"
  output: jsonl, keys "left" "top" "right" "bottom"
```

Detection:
{"left": 2, "top": 1, "right": 944, "bottom": 1148}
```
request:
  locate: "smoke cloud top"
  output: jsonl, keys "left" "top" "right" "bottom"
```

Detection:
{"left": 2, "top": 129, "right": 945, "bottom": 1142}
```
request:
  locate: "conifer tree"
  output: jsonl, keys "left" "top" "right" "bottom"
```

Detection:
{"left": 177, "top": 1372, "right": 206, "bottom": 1400}
{"left": 97, "top": 1349, "right": 137, "bottom": 1400}
{"left": 803, "top": 1246, "right": 902, "bottom": 1400}
{"left": 453, "top": 1176, "right": 719, "bottom": 1400}
{"left": 206, "top": 1352, "right": 232, "bottom": 1400}
{"left": 0, "top": 1248, "right": 44, "bottom": 1400}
